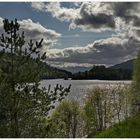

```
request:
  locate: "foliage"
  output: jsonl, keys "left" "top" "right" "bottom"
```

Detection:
{"left": 95, "top": 113, "right": 140, "bottom": 138}
{"left": 44, "top": 85, "right": 131, "bottom": 138}
{"left": 0, "top": 52, "right": 72, "bottom": 80}
{"left": 0, "top": 18, "right": 138, "bottom": 138}
{"left": 0, "top": 19, "right": 71, "bottom": 137}
{"left": 83, "top": 85, "right": 131, "bottom": 137}
{"left": 131, "top": 50, "right": 140, "bottom": 113}
{"left": 45, "top": 100, "right": 83, "bottom": 138}
{"left": 85, "top": 42, "right": 140, "bottom": 138}
{"left": 39, "top": 61, "right": 72, "bottom": 79}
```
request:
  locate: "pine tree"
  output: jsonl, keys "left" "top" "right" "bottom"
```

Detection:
{"left": 0, "top": 19, "right": 71, "bottom": 137}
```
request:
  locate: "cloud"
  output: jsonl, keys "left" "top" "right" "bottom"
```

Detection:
{"left": 30, "top": 2, "right": 140, "bottom": 34}
{"left": 44, "top": 2, "right": 140, "bottom": 33}
{"left": 48, "top": 62, "right": 93, "bottom": 68}
{"left": 30, "top": 2, "right": 79, "bottom": 22}
{"left": 45, "top": 36, "right": 140, "bottom": 67}
{"left": 0, "top": 17, "right": 61, "bottom": 50}
{"left": 45, "top": 2, "right": 114, "bottom": 31}
{"left": 46, "top": 44, "right": 97, "bottom": 59}
{"left": 46, "top": 2, "right": 79, "bottom": 22}
{"left": 69, "top": 2, "right": 115, "bottom": 32}
{"left": 5, "top": 3, "right": 140, "bottom": 68}
{"left": 31, "top": 2, "right": 46, "bottom": 12}
{"left": 112, "top": 2, "right": 140, "bottom": 24}
{"left": 44, "top": 2, "right": 140, "bottom": 68}
{"left": 75, "top": 2, "right": 140, "bottom": 32}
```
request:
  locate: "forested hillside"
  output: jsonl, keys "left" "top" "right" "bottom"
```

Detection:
{"left": 0, "top": 52, "right": 72, "bottom": 80}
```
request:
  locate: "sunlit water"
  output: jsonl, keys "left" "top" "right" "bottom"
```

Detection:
{"left": 40, "top": 79, "right": 131, "bottom": 104}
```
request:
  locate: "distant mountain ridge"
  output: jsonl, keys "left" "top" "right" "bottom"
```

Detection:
{"left": 63, "top": 59, "right": 135, "bottom": 73}
{"left": 110, "top": 59, "right": 134, "bottom": 70}
{"left": 62, "top": 67, "right": 91, "bottom": 73}
{"left": 71, "top": 59, "right": 134, "bottom": 80}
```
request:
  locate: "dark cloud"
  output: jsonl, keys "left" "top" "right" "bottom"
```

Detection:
{"left": 74, "top": 13, "right": 115, "bottom": 30}
{"left": 46, "top": 37, "right": 140, "bottom": 66}
{"left": 31, "top": 2, "right": 140, "bottom": 34}
{"left": 70, "top": 2, "right": 115, "bottom": 31}
{"left": 112, "top": 3, "right": 139, "bottom": 19}
{"left": 111, "top": 2, "right": 140, "bottom": 29}
{"left": 72, "top": 2, "right": 140, "bottom": 32}
{"left": 29, "top": 3, "right": 140, "bottom": 67}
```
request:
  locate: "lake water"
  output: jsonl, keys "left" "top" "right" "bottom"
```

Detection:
{"left": 40, "top": 79, "right": 131, "bottom": 104}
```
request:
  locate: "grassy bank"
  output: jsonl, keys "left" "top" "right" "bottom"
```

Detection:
{"left": 95, "top": 113, "right": 140, "bottom": 138}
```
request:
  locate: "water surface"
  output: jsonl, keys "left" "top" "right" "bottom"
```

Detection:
{"left": 40, "top": 79, "right": 131, "bottom": 104}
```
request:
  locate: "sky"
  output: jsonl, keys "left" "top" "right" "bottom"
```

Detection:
{"left": 0, "top": 2, "right": 140, "bottom": 70}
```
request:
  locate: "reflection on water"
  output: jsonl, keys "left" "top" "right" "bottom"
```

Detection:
{"left": 40, "top": 79, "right": 131, "bottom": 104}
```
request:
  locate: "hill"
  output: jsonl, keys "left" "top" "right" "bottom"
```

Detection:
{"left": 71, "top": 59, "right": 135, "bottom": 80}
{"left": 95, "top": 113, "right": 140, "bottom": 138}
{"left": 62, "top": 66, "right": 91, "bottom": 73}
{"left": 72, "top": 65, "right": 132, "bottom": 80}
{"left": 0, "top": 52, "right": 72, "bottom": 80}
{"left": 62, "top": 59, "right": 134, "bottom": 73}
{"left": 39, "top": 62, "right": 72, "bottom": 79}
{"left": 110, "top": 59, "right": 134, "bottom": 70}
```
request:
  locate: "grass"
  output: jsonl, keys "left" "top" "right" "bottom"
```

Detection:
{"left": 95, "top": 113, "right": 140, "bottom": 138}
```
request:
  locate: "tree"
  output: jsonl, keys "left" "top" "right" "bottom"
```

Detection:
{"left": 131, "top": 50, "right": 140, "bottom": 113}
{"left": 45, "top": 100, "right": 82, "bottom": 138}
{"left": 83, "top": 85, "right": 130, "bottom": 137}
{"left": 0, "top": 19, "right": 71, "bottom": 137}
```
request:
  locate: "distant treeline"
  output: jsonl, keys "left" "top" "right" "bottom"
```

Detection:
{"left": 72, "top": 65, "right": 132, "bottom": 80}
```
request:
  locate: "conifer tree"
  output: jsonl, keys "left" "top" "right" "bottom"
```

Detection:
{"left": 0, "top": 19, "right": 71, "bottom": 137}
